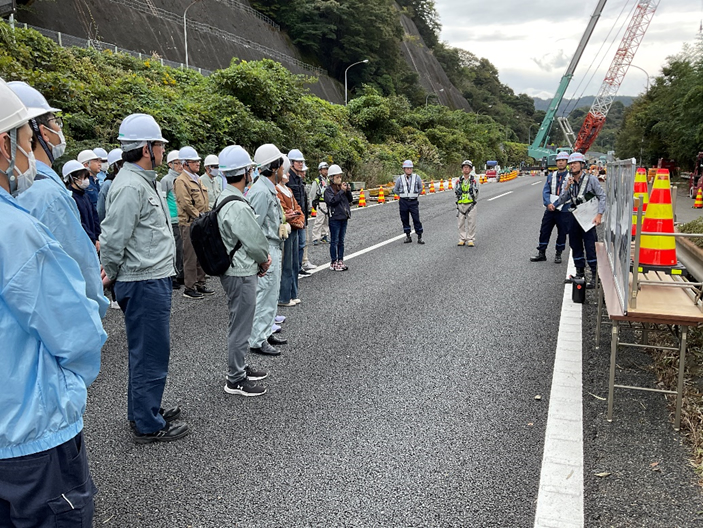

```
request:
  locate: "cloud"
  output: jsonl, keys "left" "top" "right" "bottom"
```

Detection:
{"left": 531, "top": 49, "right": 570, "bottom": 72}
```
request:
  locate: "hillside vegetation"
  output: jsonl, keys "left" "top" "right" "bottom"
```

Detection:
{"left": 0, "top": 22, "right": 529, "bottom": 185}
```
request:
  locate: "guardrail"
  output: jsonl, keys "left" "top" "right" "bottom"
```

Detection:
{"left": 214, "top": 0, "right": 280, "bottom": 31}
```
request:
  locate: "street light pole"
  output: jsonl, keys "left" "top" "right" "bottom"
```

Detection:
{"left": 628, "top": 64, "right": 650, "bottom": 94}
{"left": 528, "top": 124, "right": 537, "bottom": 145}
{"left": 184, "top": 0, "right": 203, "bottom": 69}
{"left": 344, "top": 59, "right": 369, "bottom": 106}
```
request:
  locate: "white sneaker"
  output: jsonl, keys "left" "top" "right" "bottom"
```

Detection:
{"left": 291, "top": 298, "right": 301, "bottom": 305}
{"left": 110, "top": 301, "right": 120, "bottom": 310}
{"left": 303, "top": 261, "right": 316, "bottom": 271}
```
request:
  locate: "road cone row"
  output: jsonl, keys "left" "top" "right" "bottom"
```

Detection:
{"left": 358, "top": 189, "right": 366, "bottom": 207}
{"left": 631, "top": 167, "right": 649, "bottom": 237}
{"left": 378, "top": 185, "right": 385, "bottom": 204}
{"left": 639, "top": 169, "right": 677, "bottom": 267}
{"left": 694, "top": 187, "right": 703, "bottom": 209}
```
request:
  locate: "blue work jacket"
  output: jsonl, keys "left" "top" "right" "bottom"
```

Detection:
{"left": 542, "top": 170, "right": 571, "bottom": 211}
{"left": 0, "top": 189, "right": 106, "bottom": 459}
{"left": 85, "top": 174, "right": 100, "bottom": 207}
{"left": 17, "top": 161, "right": 108, "bottom": 318}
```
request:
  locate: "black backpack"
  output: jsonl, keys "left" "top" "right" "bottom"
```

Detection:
{"left": 190, "top": 195, "right": 249, "bottom": 276}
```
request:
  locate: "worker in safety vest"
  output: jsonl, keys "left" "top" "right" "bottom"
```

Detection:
{"left": 309, "top": 161, "right": 330, "bottom": 246}
{"left": 556, "top": 151, "right": 606, "bottom": 289}
{"left": 392, "top": 159, "right": 424, "bottom": 244}
{"left": 455, "top": 159, "right": 478, "bottom": 247}
{"left": 530, "top": 150, "right": 571, "bottom": 263}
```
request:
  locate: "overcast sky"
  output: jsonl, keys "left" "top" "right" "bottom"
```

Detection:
{"left": 436, "top": 0, "right": 699, "bottom": 101}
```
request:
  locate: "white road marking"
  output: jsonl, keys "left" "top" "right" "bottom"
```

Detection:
{"left": 307, "top": 233, "right": 410, "bottom": 274}
{"left": 532, "top": 181, "right": 543, "bottom": 186}
{"left": 534, "top": 252, "right": 584, "bottom": 528}
{"left": 487, "top": 191, "right": 513, "bottom": 201}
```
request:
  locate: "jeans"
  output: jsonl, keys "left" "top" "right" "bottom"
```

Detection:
{"left": 329, "top": 219, "right": 348, "bottom": 262}
{"left": 536, "top": 209, "right": 571, "bottom": 252}
{"left": 279, "top": 229, "right": 299, "bottom": 303}
{"left": 0, "top": 433, "right": 97, "bottom": 527}
{"left": 298, "top": 226, "right": 307, "bottom": 269}
{"left": 399, "top": 198, "right": 422, "bottom": 235}
{"left": 115, "top": 278, "right": 172, "bottom": 434}
{"left": 220, "top": 275, "right": 258, "bottom": 383}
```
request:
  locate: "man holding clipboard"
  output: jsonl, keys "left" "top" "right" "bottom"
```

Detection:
{"left": 556, "top": 151, "right": 606, "bottom": 289}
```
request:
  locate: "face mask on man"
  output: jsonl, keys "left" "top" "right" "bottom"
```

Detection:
{"left": 209, "top": 168, "right": 220, "bottom": 177}
{"left": 45, "top": 127, "right": 67, "bottom": 159}
{"left": 101, "top": 162, "right": 109, "bottom": 172}
{"left": 75, "top": 176, "right": 90, "bottom": 190}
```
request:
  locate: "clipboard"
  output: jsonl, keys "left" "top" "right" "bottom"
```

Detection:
{"left": 571, "top": 197, "right": 599, "bottom": 232}
{"left": 550, "top": 193, "right": 564, "bottom": 211}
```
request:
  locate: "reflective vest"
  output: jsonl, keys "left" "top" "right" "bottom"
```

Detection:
{"left": 457, "top": 175, "right": 476, "bottom": 204}
{"left": 398, "top": 173, "right": 420, "bottom": 199}
{"left": 314, "top": 176, "right": 327, "bottom": 200}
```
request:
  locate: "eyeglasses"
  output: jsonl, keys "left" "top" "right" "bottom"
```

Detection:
{"left": 49, "top": 116, "right": 64, "bottom": 129}
{"left": 209, "top": 165, "right": 219, "bottom": 169}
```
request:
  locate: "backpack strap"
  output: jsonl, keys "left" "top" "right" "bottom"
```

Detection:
{"left": 213, "top": 194, "right": 254, "bottom": 265}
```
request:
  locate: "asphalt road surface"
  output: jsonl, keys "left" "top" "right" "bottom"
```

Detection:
{"left": 87, "top": 175, "right": 702, "bottom": 527}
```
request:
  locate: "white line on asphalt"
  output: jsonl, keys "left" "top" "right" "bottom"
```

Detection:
{"left": 487, "top": 191, "right": 513, "bottom": 201}
{"left": 532, "top": 181, "right": 543, "bottom": 186}
{"left": 307, "top": 233, "right": 409, "bottom": 274}
{"left": 534, "top": 252, "right": 584, "bottom": 528}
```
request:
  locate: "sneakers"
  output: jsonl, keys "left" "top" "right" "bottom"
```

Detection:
{"left": 271, "top": 324, "right": 282, "bottom": 333}
{"left": 321, "top": 235, "right": 330, "bottom": 244}
{"left": 298, "top": 269, "right": 311, "bottom": 279}
{"left": 457, "top": 241, "right": 465, "bottom": 246}
{"left": 133, "top": 421, "right": 190, "bottom": 444}
{"left": 467, "top": 241, "right": 474, "bottom": 247}
{"left": 244, "top": 366, "right": 268, "bottom": 381}
{"left": 110, "top": 300, "right": 121, "bottom": 310}
{"left": 291, "top": 298, "right": 301, "bottom": 305}
{"left": 196, "top": 285, "right": 215, "bottom": 295}
{"left": 183, "top": 288, "right": 204, "bottom": 300}
{"left": 337, "top": 261, "right": 348, "bottom": 271}
{"left": 268, "top": 334, "right": 288, "bottom": 345}
{"left": 330, "top": 261, "right": 337, "bottom": 270}
{"left": 274, "top": 315, "right": 286, "bottom": 324}
{"left": 313, "top": 239, "right": 319, "bottom": 246}
{"left": 277, "top": 300, "right": 296, "bottom": 307}
{"left": 224, "top": 378, "right": 266, "bottom": 397}
{"left": 303, "top": 262, "right": 316, "bottom": 271}
{"left": 250, "top": 341, "right": 280, "bottom": 356}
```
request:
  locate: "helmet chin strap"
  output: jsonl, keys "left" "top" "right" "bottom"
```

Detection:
{"left": 0, "top": 129, "right": 19, "bottom": 194}
{"left": 147, "top": 142, "right": 156, "bottom": 170}
{"left": 29, "top": 119, "right": 54, "bottom": 164}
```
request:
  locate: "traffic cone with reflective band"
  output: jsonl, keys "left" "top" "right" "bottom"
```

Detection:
{"left": 311, "top": 207, "right": 317, "bottom": 217}
{"left": 448, "top": 178, "right": 453, "bottom": 190}
{"left": 421, "top": 182, "right": 426, "bottom": 195}
{"left": 429, "top": 181, "right": 435, "bottom": 193}
{"left": 394, "top": 193, "right": 399, "bottom": 201}
{"left": 631, "top": 167, "right": 649, "bottom": 237}
{"left": 639, "top": 169, "right": 677, "bottom": 267}
{"left": 378, "top": 185, "right": 385, "bottom": 204}
{"left": 358, "top": 189, "right": 366, "bottom": 207}
{"left": 439, "top": 180, "right": 444, "bottom": 192}
{"left": 694, "top": 187, "right": 703, "bottom": 209}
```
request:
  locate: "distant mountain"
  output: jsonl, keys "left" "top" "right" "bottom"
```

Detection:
{"left": 533, "top": 95, "right": 634, "bottom": 113}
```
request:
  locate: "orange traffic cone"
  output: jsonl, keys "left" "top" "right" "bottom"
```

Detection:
{"left": 421, "top": 182, "right": 426, "bottom": 195}
{"left": 311, "top": 206, "right": 317, "bottom": 218}
{"left": 694, "top": 187, "right": 703, "bottom": 209}
{"left": 631, "top": 167, "right": 649, "bottom": 237}
{"left": 378, "top": 185, "right": 385, "bottom": 204}
{"left": 358, "top": 189, "right": 366, "bottom": 207}
{"left": 639, "top": 169, "right": 677, "bottom": 267}
{"left": 429, "top": 181, "right": 435, "bottom": 193}
{"left": 394, "top": 193, "right": 399, "bottom": 201}
{"left": 438, "top": 180, "right": 444, "bottom": 192}
{"left": 448, "top": 178, "right": 453, "bottom": 190}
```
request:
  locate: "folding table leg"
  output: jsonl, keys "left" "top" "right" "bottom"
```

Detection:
{"left": 595, "top": 275, "right": 604, "bottom": 349}
{"left": 674, "top": 325, "right": 688, "bottom": 431}
{"left": 608, "top": 322, "right": 619, "bottom": 422}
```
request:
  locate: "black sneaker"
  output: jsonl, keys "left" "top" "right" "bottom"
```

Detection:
{"left": 224, "top": 378, "right": 267, "bottom": 397}
{"left": 133, "top": 422, "right": 190, "bottom": 444}
{"left": 196, "top": 285, "right": 215, "bottom": 295}
{"left": 298, "top": 269, "right": 311, "bottom": 278}
{"left": 183, "top": 288, "right": 204, "bottom": 299}
{"left": 244, "top": 366, "right": 268, "bottom": 381}
{"left": 129, "top": 406, "right": 181, "bottom": 431}
{"left": 250, "top": 341, "right": 280, "bottom": 356}
{"left": 172, "top": 281, "right": 182, "bottom": 290}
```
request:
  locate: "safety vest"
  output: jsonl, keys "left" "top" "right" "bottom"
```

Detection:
{"left": 551, "top": 170, "right": 568, "bottom": 196}
{"left": 398, "top": 173, "right": 420, "bottom": 199}
{"left": 457, "top": 175, "right": 476, "bottom": 204}
{"left": 314, "top": 176, "right": 327, "bottom": 199}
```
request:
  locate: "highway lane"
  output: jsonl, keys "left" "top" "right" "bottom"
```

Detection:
{"left": 87, "top": 175, "right": 572, "bottom": 526}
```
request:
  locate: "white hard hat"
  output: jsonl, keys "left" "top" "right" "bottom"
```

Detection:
{"left": 204, "top": 154, "right": 219, "bottom": 167}
{"left": 107, "top": 148, "right": 123, "bottom": 167}
{"left": 179, "top": 146, "right": 201, "bottom": 161}
{"left": 167, "top": 150, "right": 181, "bottom": 164}
{"left": 77, "top": 149, "right": 100, "bottom": 164}
{"left": 61, "top": 159, "right": 86, "bottom": 181}
{"left": 328, "top": 164, "right": 343, "bottom": 176}
{"left": 0, "top": 78, "right": 45, "bottom": 134}
{"left": 568, "top": 152, "right": 586, "bottom": 164}
{"left": 402, "top": 160, "right": 413, "bottom": 168}
{"left": 7, "top": 81, "right": 61, "bottom": 115}
{"left": 318, "top": 162, "right": 329, "bottom": 170}
{"left": 282, "top": 155, "right": 291, "bottom": 174}
{"left": 556, "top": 151, "right": 570, "bottom": 161}
{"left": 219, "top": 145, "right": 253, "bottom": 175}
{"left": 254, "top": 144, "right": 283, "bottom": 167}
{"left": 117, "top": 113, "right": 168, "bottom": 151}
{"left": 93, "top": 147, "right": 108, "bottom": 160}
{"left": 461, "top": 159, "right": 473, "bottom": 167}
{"left": 287, "top": 149, "right": 305, "bottom": 162}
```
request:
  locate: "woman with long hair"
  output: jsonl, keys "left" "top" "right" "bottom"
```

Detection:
{"left": 323, "top": 165, "right": 352, "bottom": 271}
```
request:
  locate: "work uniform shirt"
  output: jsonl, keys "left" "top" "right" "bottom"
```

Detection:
{"left": 247, "top": 176, "right": 283, "bottom": 247}
{"left": 456, "top": 172, "right": 478, "bottom": 204}
{"left": 556, "top": 172, "right": 607, "bottom": 215}
{"left": 393, "top": 173, "right": 422, "bottom": 198}
{"left": 159, "top": 169, "right": 181, "bottom": 225}
{"left": 174, "top": 170, "right": 209, "bottom": 225}
{"left": 543, "top": 170, "right": 570, "bottom": 211}
{"left": 200, "top": 173, "right": 222, "bottom": 209}
{"left": 70, "top": 186, "right": 101, "bottom": 244}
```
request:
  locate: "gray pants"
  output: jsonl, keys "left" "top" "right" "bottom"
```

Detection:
{"left": 221, "top": 274, "right": 258, "bottom": 383}
{"left": 249, "top": 243, "right": 282, "bottom": 348}
{"left": 312, "top": 202, "right": 330, "bottom": 241}
{"left": 457, "top": 203, "right": 476, "bottom": 243}
{"left": 172, "top": 223, "right": 183, "bottom": 281}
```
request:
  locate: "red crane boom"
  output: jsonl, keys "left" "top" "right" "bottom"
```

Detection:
{"left": 574, "top": 0, "right": 660, "bottom": 154}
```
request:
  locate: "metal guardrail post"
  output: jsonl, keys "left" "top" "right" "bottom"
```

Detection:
{"left": 57, "top": 32, "right": 62, "bottom": 47}
{"left": 630, "top": 196, "right": 644, "bottom": 310}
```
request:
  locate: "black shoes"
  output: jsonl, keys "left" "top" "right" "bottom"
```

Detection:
{"left": 267, "top": 334, "right": 288, "bottom": 345}
{"left": 197, "top": 285, "right": 215, "bottom": 295}
{"left": 244, "top": 366, "right": 268, "bottom": 381}
{"left": 554, "top": 252, "right": 562, "bottom": 264}
{"left": 404, "top": 234, "right": 412, "bottom": 243}
{"left": 250, "top": 341, "right": 280, "bottom": 356}
{"left": 133, "top": 421, "right": 190, "bottom": 444}
{"left": 530, "top": 250, "right": 547, "bottom": 262}
{"left": 224, "top": 378, "right": 267, "bottom": 397}
{"left": 586, "top": 271, "right": 597, "bottom": 289}
{"left": 183, "top": 288, "right": 204, "bottom": 300}
{"left": 417, "top": 234, "right": 425, "bottom": 245}
{"left": 565, "top": 268, "right": 585, "bottom": 284}
{"left": 129, "top": 406, "right": 181, "bottom": 432}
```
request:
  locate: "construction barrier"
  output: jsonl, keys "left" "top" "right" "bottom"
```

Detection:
{"left": 631, "top": 168, "right": 649, "bottom": 237}
{"left": 499, "top": 170, "right": 519, "bottom": 183}
{"left": 639, "top": 169, "right": 677, "bottom": 267}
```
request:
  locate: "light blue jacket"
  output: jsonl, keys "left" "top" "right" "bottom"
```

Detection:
{"left": 247, "top": 176, "right": 283, "bottom": 248}
{"left": 0, "top": 189, "right": 106, "bottom": 459}
{"left": 17, "top": 160, "right": 109, "bottom": 318}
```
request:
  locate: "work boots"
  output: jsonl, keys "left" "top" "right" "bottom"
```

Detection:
{"left": 565, "top": 268, "right": 585, "bottom": 284}
{"left": 554, "top": 251, "right": 562, "bottom": 264}
{"left": 530, "top": 249, "right": 547, "bottom": 262}
{"left": 586, "top": 270, "right": 597, "bottom": 289}
{"left": 404, "top": 234, "right": 412, "bottom": 243}
{"left": 417, "top": 234, "right": 425, "bottom": 245}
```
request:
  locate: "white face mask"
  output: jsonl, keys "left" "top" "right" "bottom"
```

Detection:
{"left": 46, "top": 127, "right": 67, "bottom": 159}
{"left": 210, "top": 168, "right": 220, "bottom": 177}
{"left": 101, "top": 162, "right": 109, "bottom": 172}
{"left": 76, "top": 176, "right": 90, "bottom": 190}
{"left": 13, "top": 145, "right": 38, "bottom": 195}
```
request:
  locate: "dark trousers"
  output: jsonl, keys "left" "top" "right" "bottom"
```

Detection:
{"left": 399, "top": 198, "right": 422, "bottom": 235}
{"left": 279, "top": 229, "right": 299, "bottom": 303}
{"left": 180, "top": 224, "right": 206, "bottom": 290}
{"left": 0, "top": 432, "right": 97, "bottom": 527}
{"left": 329, "top": 219, "right": 348, "bottom": 262}
{"left": 568, "top": 213, "right": 598, "bottom": 272}
{"left": 537, "top": 209, "right": 571, "bottom": 252}
{"left": 172, "top": 223, "right": 184, "bottom": 281}
{"left": 115, "top": 278, "right": 172, "bottom": 434}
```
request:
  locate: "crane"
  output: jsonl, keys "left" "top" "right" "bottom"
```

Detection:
{"left": 528, "top": 0, "right": 609, "bottom": 168}
{"left": 574, "top": 0, "right": 660, "bottom": 154}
